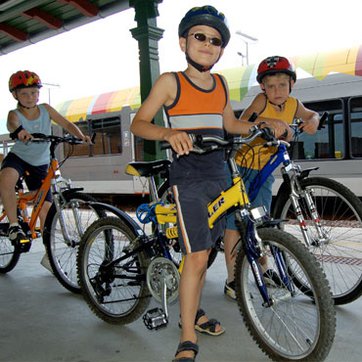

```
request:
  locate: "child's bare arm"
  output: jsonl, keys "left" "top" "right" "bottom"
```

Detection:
{"left": 296, "top": 101, "right": 319, "bottom": 134}
{"left": 45, "top": 104, "right": 91, "bottom": 142}
{"left": 131, "top": 73, "right": 193, "bottom": 155}
{"left": 7, "top": 111, "right": 32, "bottom": 142}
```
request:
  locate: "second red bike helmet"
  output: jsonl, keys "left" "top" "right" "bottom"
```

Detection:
{"left": 256, "top": 56, "right": 296, "bottom": 84}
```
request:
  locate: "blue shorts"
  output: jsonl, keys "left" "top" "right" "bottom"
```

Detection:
{"left": 1, "top": 152, "right": 52, "bottom": 202}
{"left": 226, "top": 167, "right": 274, "bottom": 230}
{"left": 172, "top": 179, "right": 227, "bottom": 254}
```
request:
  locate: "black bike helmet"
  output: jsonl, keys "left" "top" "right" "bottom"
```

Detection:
{"left": 178, "top": 5, "right": 230, "bottom": 48}
{"left": 257, "top": 56, "right": 297, "bottom": 84}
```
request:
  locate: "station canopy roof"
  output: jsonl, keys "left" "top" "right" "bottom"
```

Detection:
{"left": 0, "top": 0, "right": 130, "bottom": 55}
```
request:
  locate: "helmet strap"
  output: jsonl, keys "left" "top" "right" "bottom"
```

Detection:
{"left": 186, "top": 53, "right": 214, "bottom": 72}
{"left": 268, "top": 99, "right": 286, "bottom": 110}
{"left": 17, "top": 101, "right": 37, "bottom": 110}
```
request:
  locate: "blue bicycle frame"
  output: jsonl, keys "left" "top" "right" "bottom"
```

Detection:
{"left": 247, "top": 142, "right": 289, "bottom": 203}
{"left": 235, "top": 141, "right": 297, "bottom": 300}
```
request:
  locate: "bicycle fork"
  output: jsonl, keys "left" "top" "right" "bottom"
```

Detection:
{"left": 52, "top": 190, "right": 84, "bottom": 247}
{"left": 242, "top": 216, "right": 295, "bottom": 307}
{"left": 290, "top": 181, "right": 329, "bottom": 246}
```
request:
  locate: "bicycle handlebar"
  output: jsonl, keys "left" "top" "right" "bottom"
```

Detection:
{"left": 291, "top": 111, "right": 329, "bottom": 134}
{"left": 317, "top": 111, "right": 328, "bottom": 130}
{"left": 161, "top": 125, "right": 282, "bottom": 155}
{"left": 30, "top": 132, "right": 96, "bottom": 145}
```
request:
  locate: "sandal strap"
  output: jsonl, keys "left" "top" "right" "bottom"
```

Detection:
{"left": 195, "top": 308, "right": 206, "bottom": 324}
{"left": 197, "top": 318, "right": 220, "bottom": 333}
{"left": 175, "top": 340, "right": 199, "bottom": 356}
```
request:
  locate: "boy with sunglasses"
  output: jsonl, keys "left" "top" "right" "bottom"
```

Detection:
{"left": 223, "top": 56, "right": 320, "bottom": 300}
{"left": 131, "top": 6, "right": 288, "bottom": 362}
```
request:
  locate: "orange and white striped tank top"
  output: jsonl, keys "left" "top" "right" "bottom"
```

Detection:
{"left": 164, "top": 71, "right": 227, "bottom": 184}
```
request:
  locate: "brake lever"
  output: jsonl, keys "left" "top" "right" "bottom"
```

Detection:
{"left": 318, "top": 111, "right": 328, "bottom": 130}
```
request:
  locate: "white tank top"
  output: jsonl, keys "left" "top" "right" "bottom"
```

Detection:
{"left": 11, "top": 104, "right": 52, "bottom": 166}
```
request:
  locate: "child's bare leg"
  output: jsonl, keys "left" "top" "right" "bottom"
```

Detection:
{"left": 176, "top": 250, "right": 208, "bottom": 360}
{"left": 0, "top": 168, "right": 19, "bottom": 224}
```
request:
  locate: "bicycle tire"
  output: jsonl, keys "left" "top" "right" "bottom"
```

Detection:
{"left": 157, "top": 181, "right": 218, "bottom": 268}
{"left": 0, "top": 202, "right": 20, "bottom": 273}
{"left": 234, "top": 227, "right": 336, "bottom": 361}
{"left": 77, "top": 216, "right": 151, "bottom": 325}
{"left": 43, "top": 192, "right": 106, "bottom": 293}
{"left": 273, "top": 176, "right": 362, "bottom": 305}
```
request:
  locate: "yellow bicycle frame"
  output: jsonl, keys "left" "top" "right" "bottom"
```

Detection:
{"left": 155, "top": 175, "right": 250, "bottom": 236}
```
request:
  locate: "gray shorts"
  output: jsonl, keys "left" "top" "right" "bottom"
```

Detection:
{"left": 172, "top": 179, "right": 227, "bottom": 254}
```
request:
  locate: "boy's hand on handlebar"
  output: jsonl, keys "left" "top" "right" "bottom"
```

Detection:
{"left": 262, "top": 119, "right": 291, "bottom": 140}
{"left": 18, "top": 129, "right": 33, "bottom": 143}
{"left": 164, "top": 130, "right": 193, "bottom": 155}
{"left": 298, "top": 118, "right": 318, "bottom": 134}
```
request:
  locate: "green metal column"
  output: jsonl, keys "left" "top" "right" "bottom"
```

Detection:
{"left": 130, "top": 0, "right": 164, "bottom": 161}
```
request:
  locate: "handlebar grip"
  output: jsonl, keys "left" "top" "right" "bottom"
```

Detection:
{"left": 260, "top": 127, "right": 275, "bottom": 141}
{"left": 160, "top": 141, "right": 170, "bottom": 150}
{"left": 318, "top": 112, "right": 328, "bottom": 130}
{"left": 31, "top": 133, "right": 47, "bottom": 139}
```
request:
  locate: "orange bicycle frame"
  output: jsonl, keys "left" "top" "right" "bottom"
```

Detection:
{"left": 15, "top": 158, "right": 59, "bottom": 238}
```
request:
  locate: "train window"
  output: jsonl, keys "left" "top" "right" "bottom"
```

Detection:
{"left": 63, "top": 120, "right": 90, "bottom": 157}
{"left": 291, "top": 100, "right": 344, "bottom": 160}
{"left": 349, "top": 97, "right": 362, "bottom": 158}
{"left": 90, "top": 116, "right": 122, "bottom": 155}
{"left": 63, "top": 116, "right": 122, "bottom": 157}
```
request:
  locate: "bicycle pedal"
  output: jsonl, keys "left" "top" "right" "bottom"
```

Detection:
{"left": 143, "top": 308, "right": 168, "bottom": 330}
{"left": 19, "top": 239, "right": 31, "bottom": 253}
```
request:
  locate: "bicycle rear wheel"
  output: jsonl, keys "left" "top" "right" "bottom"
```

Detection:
{"left": 0, "top": 203, "right": 20, "bottom": 273}
{"left": 43, "top": 192, "right": 106, "bottom": 293}
{"left": 77, "top": 217, "right": 151, "bottom": 325}
{"left": 235, "top": 228, "right": 335, "bottom": 361}
{"left": 273, "top": 177, "right": 362, "bottom": 304}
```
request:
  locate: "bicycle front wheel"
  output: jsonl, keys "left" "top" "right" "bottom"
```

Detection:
{"left": 43, "top": 192, "right": 106, "bottom": 293}
{"left": 273, "top": 177, "right": 362, "bottom": 304}
{"left": 0, "top": 202, "right": 20, "bottom": 273}
{"left": 235, "top": 228, "right": 336, "bottom": 361}
{"left": 77, "top": 217, "right": 151, "bottom": 325}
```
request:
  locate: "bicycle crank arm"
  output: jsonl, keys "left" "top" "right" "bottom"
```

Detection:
{"left": 142, "top": 278, "right": 169, "bottom": 330}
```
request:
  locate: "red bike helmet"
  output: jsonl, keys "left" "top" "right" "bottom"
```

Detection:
{"left": 9, "top": 70, "right": 42, "bottom": 92}
{"left": 178, "top": 5, "right": 230, "bottom": 48}
{"left": 256, "top": 56, "right": 296, "bottom": 84}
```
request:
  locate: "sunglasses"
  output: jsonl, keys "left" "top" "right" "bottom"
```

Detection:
{"left": 189, "top": 32, "right": 223, "bottom": 47}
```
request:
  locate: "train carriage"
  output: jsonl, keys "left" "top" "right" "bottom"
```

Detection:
{"left": 1, "top": 45, "right": 362, "bottom": 200}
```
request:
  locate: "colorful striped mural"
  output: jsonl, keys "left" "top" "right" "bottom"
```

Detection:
{"left": 57, "top": 44, "right": 362, "bottom": 122}
{"left": 56, "top": 86, "right": 141, "bottom": 122}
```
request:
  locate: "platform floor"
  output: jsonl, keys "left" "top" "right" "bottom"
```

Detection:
{"left": 1, "top": 238, "right": 362, "bottom": 362}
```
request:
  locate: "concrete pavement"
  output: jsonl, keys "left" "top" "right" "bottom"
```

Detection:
{"left": 0, "top": 238, "right": 362, "bottom": 362}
